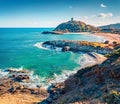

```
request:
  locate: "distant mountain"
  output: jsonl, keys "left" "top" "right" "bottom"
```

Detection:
{"left": 54, "top": 18, "right": 99, "bottom": 32}
{"left": 99, "top": 23, "right": 120, "bottom": 29}
{"left": 98, "top": 23, "right": 120, "bottom": 34}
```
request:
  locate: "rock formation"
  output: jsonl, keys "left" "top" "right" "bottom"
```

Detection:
{"left": 43, "top": 40, "right": 113, "bottom": 54}
{"left": 0, "top": 69, "right": 48, "bottom": 104}
{"left": 51, "top": 46, "right": 120, "bottom": 104}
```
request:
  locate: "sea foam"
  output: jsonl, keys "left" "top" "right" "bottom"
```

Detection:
{"left": 0, "top": 52, "right": 104, "bottom": 89}
{"left": 34, "top": 42, "right": 62, "bottom": 52}
{"left": 34, "top": 42, "right": 48, "bottom": 50}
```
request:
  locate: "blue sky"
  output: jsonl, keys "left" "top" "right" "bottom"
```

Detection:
{"left": 0, "top": 0, "right": 120, "bottom": 27}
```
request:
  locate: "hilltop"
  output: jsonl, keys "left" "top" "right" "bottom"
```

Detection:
{"left": 54, "top": 18, "right": 99, "bottom": 33}
{"left": 41, "top": 19, "right": 120, "bottom": 35}
{"left": 42, "top": 18, "right": 100, "bottom": 34}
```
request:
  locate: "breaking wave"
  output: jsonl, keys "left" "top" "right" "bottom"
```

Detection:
{"left": 34, "top": 42, "right": 62, "bottom": 51}
{"left": 33, "top": 42, "right": 48, "bottom": 50}
{"left": 0, "top": 52, "right": 102, "bottom": 89}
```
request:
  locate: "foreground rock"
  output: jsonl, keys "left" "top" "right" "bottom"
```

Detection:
{"left": 40, "top": 52, "right": 107, "bottom": 104}
{"left": 51, "top": 47, "right": 120, "bottom": 104}
{"left": 43, "top": 40, "right": 114, "bottom": 54}
{"left": 0, "top": 69, "right": 48, "bottom": 104}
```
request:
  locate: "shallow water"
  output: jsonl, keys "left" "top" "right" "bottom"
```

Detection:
{"left": 0, "top": 28, "right": 104, "bottom": 86}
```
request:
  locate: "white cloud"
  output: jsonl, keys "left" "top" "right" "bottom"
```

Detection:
{"left": 98, "top": 13, "right": 113, "bottom": 18}
{"left": 101, "top": 4, "right": 107, "bottom": 8}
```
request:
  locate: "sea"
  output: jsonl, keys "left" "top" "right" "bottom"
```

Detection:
{"left": 0, "top": 28, "right": 104, "bottom": 87}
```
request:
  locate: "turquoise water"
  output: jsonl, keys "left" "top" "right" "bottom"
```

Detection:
{"left": 0, "top": 28, "right": 103, "bottom": 79}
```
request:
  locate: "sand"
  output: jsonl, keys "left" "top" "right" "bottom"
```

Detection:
{"left": 64, "top": 32, "right": 120, "bottom": 44}
{"left": 0, "top": 93, "right": 44, "bottom": 104}
{"left": 94, "top": 32, "right": 120, "bottom": 43}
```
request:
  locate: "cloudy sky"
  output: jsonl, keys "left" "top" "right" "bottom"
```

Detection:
{"left": 0, "top": 0, "right": 120, "bottom": 27}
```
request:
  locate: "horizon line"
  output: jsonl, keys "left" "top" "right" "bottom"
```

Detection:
{"left": 0, "top": 27, "right": 55, "bottom": 28}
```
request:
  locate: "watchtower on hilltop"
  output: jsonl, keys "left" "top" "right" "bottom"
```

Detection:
{"left": 71, "top": 18, "right": 74, "bottom": 22}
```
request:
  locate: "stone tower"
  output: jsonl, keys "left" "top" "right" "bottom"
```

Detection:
{"left": 71, "top": 18, "right": 73, "bottom": 22}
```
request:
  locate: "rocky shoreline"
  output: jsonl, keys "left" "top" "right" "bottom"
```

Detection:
{"left": 0, "top": 49, "right": 108, "bottom": 104}
{"left": 39, "top": 45, "right": 120, "bottom": 104}
{"left": 0, "top": 69, "right": 48, "bottom": 104}
{"left": 43, "top": 40, "right": 114, "bottom": 54}
{"left": 0, "top": 40, "right": 120, "bottom": 104}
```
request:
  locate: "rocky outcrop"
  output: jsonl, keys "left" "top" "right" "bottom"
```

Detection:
{"left": 43, "top": 40, "right": 113, "bottom": 54}
{"left": 41, "top": 31, "right": 63, "bottom": 35}
{"left": 40, "top": 52, "right": 107, "bottom": 104}
{"left": 0, "top": 69, "right": 48, "bottom": 103}
{"left": 62, "top": 46, "right": 70, "bottom": 52}
{"left": 51, "top": 46, "right": 120, "bottom": 104}
{"left": 54, "top": 18, "right": 99, "bottom": 33}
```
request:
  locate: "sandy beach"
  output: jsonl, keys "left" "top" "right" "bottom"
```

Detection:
{"left": 94, "top": 32, "right": 120, "bottom": 44}
{"left": 64, "top": 32, "right": 120, "bottom": 44}
{"left": 0, "top": 93, "right": 44, "bottom": 104}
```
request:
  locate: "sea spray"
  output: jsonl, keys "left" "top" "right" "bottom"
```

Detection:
{"left": 34, "top": 42, "right": 48, "bottom": 50}
{"left": 0, "top": 28, "right": 106, "bottom": 90}
{"left": 79, "top": 52, "right": 107, "bottom": 68}
{"left": 34, "top": 42, "right": 62, "bottom": 52}
{"left": 0, "top": 52, "right": 106, "bottom": 88}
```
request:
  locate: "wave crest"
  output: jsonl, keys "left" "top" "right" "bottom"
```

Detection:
{"left": 34, "top": 42, "right": 48, "bottom": 50}
{"left": 34, "top": 42, "right": 62, "bottom": 51}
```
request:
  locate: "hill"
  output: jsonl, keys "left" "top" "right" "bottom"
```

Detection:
{"left": 54, "top": 18, "right": 99, "bottom": 33}
{"left": 41, "top": 18, "right": 100, "bottom": 34}
{"left": 98, "top": 23, "right": 120, "bottom": 34}
{"left": 99, "top": 23, "right": 120, "bottom": 29}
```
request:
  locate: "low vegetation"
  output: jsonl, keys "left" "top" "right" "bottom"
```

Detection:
{"left": 52, "top": 45, "right": 120, "bottom": 104}
{"left": 74, "top": 41, "right": 114, "bottom": 49}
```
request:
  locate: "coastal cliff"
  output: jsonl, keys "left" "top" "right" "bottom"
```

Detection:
{"left": 49, "top": 46, "right": 120, "bottom": 104}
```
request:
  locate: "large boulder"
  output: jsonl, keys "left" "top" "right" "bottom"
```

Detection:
{"left": 62, "top": 46, "right": 70, "bottom": 52}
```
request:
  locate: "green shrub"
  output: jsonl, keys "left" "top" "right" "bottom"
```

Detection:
{"left": 103, "top": 90, "right": 120, "bottom": 104}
